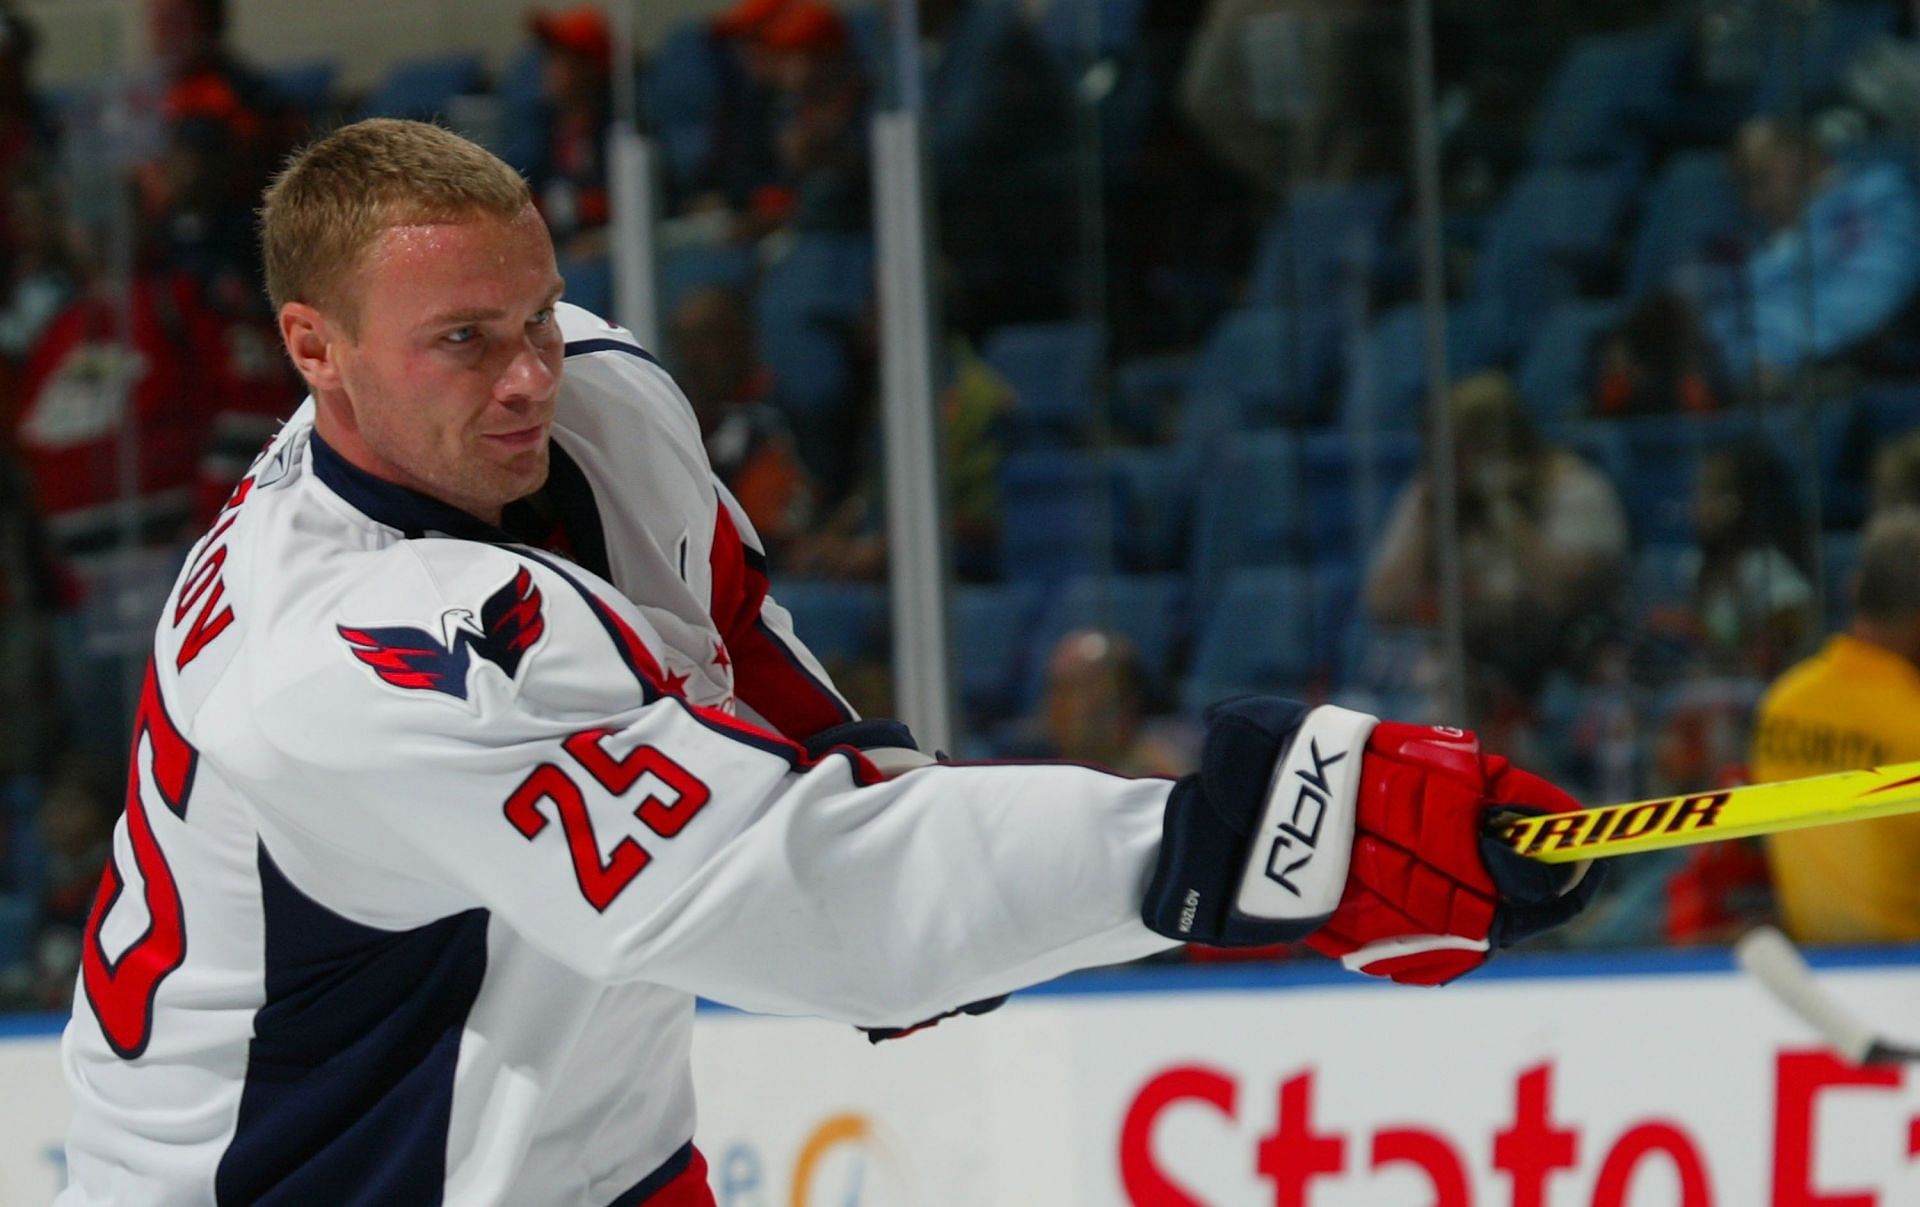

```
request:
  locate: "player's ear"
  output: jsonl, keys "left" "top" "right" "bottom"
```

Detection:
{"left": 279, "top": 301, "right": 342, "bottom": 393}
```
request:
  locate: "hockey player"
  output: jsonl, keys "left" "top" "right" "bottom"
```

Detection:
{"left": 58, "top": 119, "right": 1600, "bottom": 1204}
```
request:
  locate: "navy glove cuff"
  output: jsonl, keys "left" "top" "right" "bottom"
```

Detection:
{"left": 1142, "top": 696, "right": 1331, "bottom": 947}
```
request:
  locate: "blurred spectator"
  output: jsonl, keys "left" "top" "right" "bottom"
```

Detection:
{"left": 0, "top": 4, "right": 67, "bottom": 421}
{"left": 0, "top": 170, "right": 73, "bottom": 375}
{"left": 1688, "top": 438, "right": 1815, "bottom": 680}
{"left": 144, "top": 0, "right": 299, "bottom": 305}
{"left": 1008, "top": 630, "right": 1193, "bottom": 776}
{"left": 140, "top": 0, "right": 303, "bottom": 514}
{"left": 671, "top": 0, "right": 786, "bottom": 223}
{"left": 1365, "top": 371, "right": 1628, "bottom": 731}
{"left": 783, "top": 332, "right": 1011, "bottom": 582}
{"left": 1179, "top": 0, "right": 1406, "bottom": 190}
{"left": 0, "top": 5, "right": 53, "bottom": 253}
{"left": 1751, "top": 509, "right": 1920, "bottom": 943}
{"left": 527, "top": 4, "right": 614, "bottom": 260}
{"left": 921, "top": 0, "right": 1076, "bottom": 335}
{"left": 668, "top": 285, "right": 815, "bottom": 552}
{"left": 1610, "top": 118, "right": 1920, "bottom": 399}
{"left": 1872, "top": 429, "right": 1920, "bottom": 515}
{"left": 1592, "top": 291, "right": 1727, "bottom": 417}
{"left": 764, "top": 1, "right": 869, "bottom": 233}
{"left": 1705, "top": 119, "right": 1920, "bottom": 385}
{"left": 0, "top": 454, "right": 59, "bottom": 781}
{"left": 30, "top": 751, "right": 116, "bottom": 1009}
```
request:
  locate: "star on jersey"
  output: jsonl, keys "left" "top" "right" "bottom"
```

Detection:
{"left": 338, "top": 567, "right": 547, "bottom": 701}
{"left": 711, "top": 641, "right": 731, "bottom": 673}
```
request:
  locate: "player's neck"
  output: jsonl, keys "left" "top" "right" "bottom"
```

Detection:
{"left": 313, "top": 397, "right": 505, "bottom": 527}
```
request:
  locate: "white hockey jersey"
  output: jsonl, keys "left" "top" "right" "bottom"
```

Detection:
{"left": 60, "top": 305, "right": 1176, "bottom": 1205}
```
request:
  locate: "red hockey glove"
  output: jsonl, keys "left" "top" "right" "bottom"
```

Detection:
{"left": 1300, "top": 721, "right": 1596, "bottom": 984}
{"left": 1142, "top": 699, "right": 1600, "bottom": 985}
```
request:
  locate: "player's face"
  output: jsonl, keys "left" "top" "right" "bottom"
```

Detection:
{"left": 333, "top": 207, "right": 566, "bottom": 524}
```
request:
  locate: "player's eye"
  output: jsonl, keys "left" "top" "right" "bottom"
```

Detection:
{"left": 444, "top": 326, "right": 479, "bottom": 346}
{"left": 529, "top": 307, "right": 554, "bottom": 328}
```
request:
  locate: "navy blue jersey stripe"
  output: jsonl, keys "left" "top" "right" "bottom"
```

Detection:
{"left": 514, "top": 548, "right": 663, "bottom": 706}
{"left": 217, "top": 847, "right": 488, "bottom": 1205}
{"left": 564, "top": 337, "right": 665, "bottom": 369}
{"left": 311, "top": 431, "right": 514, "bottom": 544}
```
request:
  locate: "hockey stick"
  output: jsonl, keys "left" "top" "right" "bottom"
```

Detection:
{"left": 1492, "top": 759, "right": 1920, "bottom": 864}
{"left": 1734, "top": 926, "right": 1920, "bottom": 1065}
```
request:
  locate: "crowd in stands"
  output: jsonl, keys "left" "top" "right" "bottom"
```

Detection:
{"left": 4, "top": 0, "right": 1920, "bottom": 1006}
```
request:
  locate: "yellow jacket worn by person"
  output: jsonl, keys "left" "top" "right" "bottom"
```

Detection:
{"left": 1751, "top": 634, "right": 1920, "bottom": 943}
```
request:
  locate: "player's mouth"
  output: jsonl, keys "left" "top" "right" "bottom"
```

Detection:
{"left": 482, "top": 424, "right": 548, "bottom": 452}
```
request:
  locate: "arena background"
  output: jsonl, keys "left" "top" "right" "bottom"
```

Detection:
{"left": 3, "top": 0, "right": 1919, "bottom": 1202}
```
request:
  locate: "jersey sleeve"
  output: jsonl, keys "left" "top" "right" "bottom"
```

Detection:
{"left": 238, "top": 540, "right": 1174, "bottom": 1027}
{"left": 705, "top": 478, "right": 858, "bottom": 740}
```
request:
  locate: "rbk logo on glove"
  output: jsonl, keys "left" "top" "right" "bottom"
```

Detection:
{"left": 1232, "top": 707, "right": 1376, "bottom": 926}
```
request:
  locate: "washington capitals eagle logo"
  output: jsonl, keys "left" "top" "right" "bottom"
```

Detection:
{"left": 338, "top": 567, "right": 546, "bottom": 701}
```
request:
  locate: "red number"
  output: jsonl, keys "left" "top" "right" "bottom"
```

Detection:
{"left": 562, "top": 728, "right": 711, "bottom": 838}
{"left": 503, "top": 764, "right": 653, "bottom": 912}
{"left": 502, "top": 733, "right": 711, "bottom": 912}
{"left": 82, "top": 662, "right": 199, "bottom": 1059}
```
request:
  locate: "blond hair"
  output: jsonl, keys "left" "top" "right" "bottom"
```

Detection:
{"left": 259, "top": 118, "right": 534, "bottom": 332}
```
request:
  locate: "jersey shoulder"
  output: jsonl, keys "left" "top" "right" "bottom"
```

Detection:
{"left": 553, "top": 303, "right": 701, "bottom": 446}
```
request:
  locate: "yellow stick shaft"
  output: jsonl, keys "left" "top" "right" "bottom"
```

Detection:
{"left": 1496, "top": 760, "right": 1920, "bottom": 863}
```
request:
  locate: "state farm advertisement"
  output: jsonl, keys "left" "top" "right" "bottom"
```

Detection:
{"left": 6, "top": 957, "right": 1920, "bottom": 1204}
{"left": 691, "top": 960, "right": 1920, "bottom": 1206}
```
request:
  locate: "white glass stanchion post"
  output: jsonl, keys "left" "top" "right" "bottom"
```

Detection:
{"left": 872, "top": 107, "right": 956, "bottom": 754}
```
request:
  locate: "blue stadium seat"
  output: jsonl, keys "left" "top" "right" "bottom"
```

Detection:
{"left": 1617, "top": 412, "right": 1765, "bottom": 544}
{"left": 1471, "top": 165, "right": 1634, "bottom": 332}
{"left": 647, "top": 20, "right": 721, "bottom": 123}
{"left": 659, "top": 243, "right": 758, "bottom": 315}
{"left": 1631, "top": 542, "right": 1696, "bottom": 618}
{"left": 1112, "top": 353, "right": 1192, "bottom": 444}
{"left": 1518, "top": 298, "right": 1627, "bottom": 424}
{"left": 1184, "top": 568, "right": 1317, "bottom": 710}
{"left": 757, "top": 234, "right": 874, "bottom": 480}
{"left": 844, "top": 5, "right": 886, "bottom": 72}
{"left": 645, "top": 20, "right": 724, "bottom": 190}
{"left": 1340, "top": 301, "right": 1508, "bottom": 433}
{"left": 1019, "top": 572, "right": 1191, "bottom": 709}
{"left": 1248, "top": 178, "right": 1403, "bottom": 308}
{"left": 983, "top": 320, "right": 1108, "bottom": 446}
{"left": 264, "top": 60, "right": 339, "bottom": 120}
{"left": 1528, "top": 25, "right": 1687, "bottom": 165}
{"left": 497, "top": 43, "right": 550, "bottom": 174}
{"left": 770, "top": 581, "right": 888, "bottom": 665}
{"left": 1109, "top": 446, "right": 1194, "bottom": 573}
{"left": 1182, "top": 307, "right": 1342, "bottom": 442}
{"left": 559, "top": 255, "right": 614, "bottom": 324}
{"left": 1754, "top": 3, "right": 1898, "bottom": 116}
{"left": 1626, "top": 150, "right": 1745, "bottom": 298}
{"left": 952, "top": 582, "right": 1046, "bottom": 723}
{"left": 0, "top": 894, "right": 33, "bottom": 973}
{"left": 359, "top": 53, "right": 485, "bottom": 121}
{"left": 1191, "top": 431, "right": 1300, "bottom": 594}
{"left": 1040, "top": 0, "right": 1146, "bottom": 59}
{"left": 998, "top": 450, "right": 1123, "bottom": 581}
{"left": 1862, "top": 382, "right": 1920, "bottom": 443}
{"left": 1551, "top": 418, "right": 1633, "bottom": 492}
{"left": 1338, "top": 618, "right": 1432, "bottom": 701}
{"left": 1823, "top": 531, "right": 1863, "bottom": 628}
{"left": 1300, "top": 428, "right": 1419, "bottom": 565}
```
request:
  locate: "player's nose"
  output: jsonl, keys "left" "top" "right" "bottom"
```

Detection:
{"left": 497, "top": 336, "right": 561, "bottom": 407}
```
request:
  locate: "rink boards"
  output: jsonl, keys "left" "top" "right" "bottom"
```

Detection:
{"left": 4, "top": 947, "right": 1920, "bottom": 1205}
